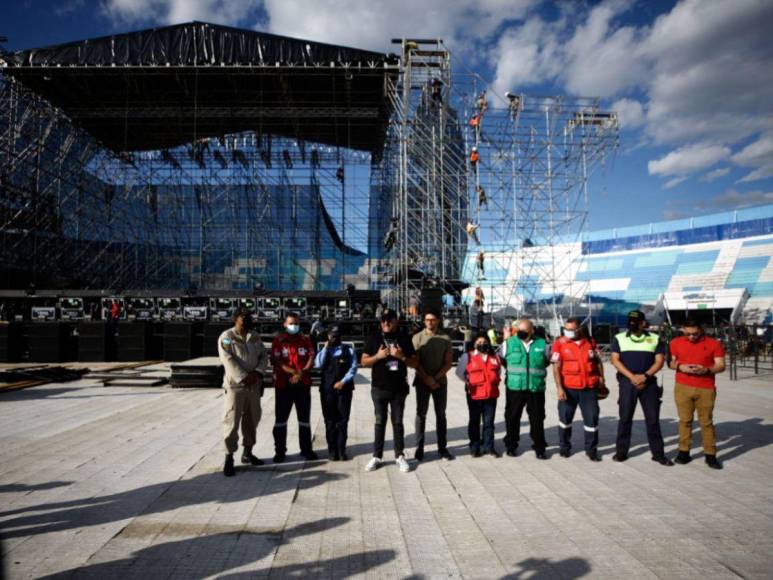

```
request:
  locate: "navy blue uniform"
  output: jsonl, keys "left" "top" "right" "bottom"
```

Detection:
{"left": 315, "top": 344, "right": 357, "bottom": 457}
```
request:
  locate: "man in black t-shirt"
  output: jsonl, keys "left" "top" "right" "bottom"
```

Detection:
{"left": 361, "top": 308, "right": 417, "bottom": 472}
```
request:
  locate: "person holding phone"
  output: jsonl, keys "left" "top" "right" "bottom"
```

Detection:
{"left": 361, "top": 309, "right": 417, "bottom": 473}
{"left": 668, "top": 319, "right": 726, "bottom": 469}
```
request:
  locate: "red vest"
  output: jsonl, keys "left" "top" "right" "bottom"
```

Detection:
{"left": 555, "top": 337, "right": 600, "bottom": 389}
{"left": 271, "top": 334, "right": 314, "bottom": 388}
{"left": 465, "top": 352, "right": 501, "bottom": 400}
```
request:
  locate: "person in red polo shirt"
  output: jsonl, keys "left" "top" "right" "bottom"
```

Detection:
{"left": 271, "top": 312, "right": 317, "bottom": 463}
{"left": 668, "top": 319, "right": 726, "bottom": 469}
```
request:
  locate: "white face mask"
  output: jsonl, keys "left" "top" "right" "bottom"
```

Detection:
{"left": 564, "top": 329, "right": 577, "bottom": 339}
{"left": 286, "top": 324, "right": 300, "bottom": 335}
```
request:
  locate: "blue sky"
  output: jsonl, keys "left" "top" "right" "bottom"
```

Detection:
{"left": 3, "top": 0, "right": 772, "bottom": 231}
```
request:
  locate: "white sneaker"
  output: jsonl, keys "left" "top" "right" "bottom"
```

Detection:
{"left": 365, "top": 456, "right": 383, "bottom": 472}
{"left": 396, "top": 455, "right": 411, "bottom": 473}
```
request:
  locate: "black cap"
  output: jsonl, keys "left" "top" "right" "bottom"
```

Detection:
{"left": 327, "top": 325, "right": 341, "bottom": 336}
{"left": 380, "top": 308, "right": 398, "bottom": 321}
{"left": 234, "top": 306, "right": 253, "bottom": 319}
{"left": 627, "top": 309, "right": 646, "bottom": 322}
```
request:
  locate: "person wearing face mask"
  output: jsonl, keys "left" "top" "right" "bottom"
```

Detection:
{"left": 551, "top": 318, "right": 606, "bottom": 461}
{"left": 314, "top": 326, "right": 358, "bottom": 461}
{"left": 610, "top": 310, "right": 672, "bottom": 466}
{"left": 500, "top": 319, "right": 550, "bottom": 459}
{"left": 668, "top": 319, "right": 726, "bottom": 469}
{"left": 361, "top": 308, "right": 417, "bottom": 473}
{"left": 218, "top": 308, "right": 268, "bottom": 477}
{"left": 271, "top": 312, "right": 316, "bottom": 463}
{"left": 456, "top": 334, "right": 501, "bottom": 457}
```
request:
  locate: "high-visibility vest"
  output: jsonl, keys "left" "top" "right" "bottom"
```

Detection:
{"left": 505, "top": 337, "right": 547, "bottom": 392}
{"left": 466, "top": 352, "right": 501, "bottom": 400}
{"left": 555, "top": 337, "right": 600, "bottom": 389}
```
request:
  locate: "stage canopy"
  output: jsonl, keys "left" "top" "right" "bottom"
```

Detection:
{"left": 1, "top": 21, "right": 399, "bottom": 153}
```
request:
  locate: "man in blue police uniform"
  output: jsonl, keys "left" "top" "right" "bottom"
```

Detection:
{"left": 610, "top": 310, "right": 673, "bottom": 466}
{"left": 314, "top": 325, "right": 358, "bottom": 461}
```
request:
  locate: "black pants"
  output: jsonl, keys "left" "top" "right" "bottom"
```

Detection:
{"left": 273, "top": 387, "right": 312, "bottom": 455}
{"left": 504, "top": 390, "right": 546, "bottom": 453}
{"left": 558, "top": 388, "right": 600, "bottom": 453}
{"left": 320, "top": 387, "right": 353, "bottom": 455}
{"left": 414, "top": 383, "right": 448, "bottom": 453}
{"left": 372, "top": 388, "right": 406, "bottom": 459}
{"left": 467, "top": 394, "right": 497, "bottom": 452}
{"left": 616, "top": 380, "right": 665, "bottom": 458}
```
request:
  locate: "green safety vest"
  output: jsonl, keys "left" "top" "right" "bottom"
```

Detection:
{"left": 505, "top": 336, "right": 548, "bottom": 392}
{"left": 614, "top": 331, "right": 660, "bottom": 353}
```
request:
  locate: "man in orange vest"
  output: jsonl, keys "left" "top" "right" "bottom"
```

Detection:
{"left": 456, "top": 333, "right": 501, "bottom": 457}
{"left": 551, "top": 317, "right": 606, "bottom": 461}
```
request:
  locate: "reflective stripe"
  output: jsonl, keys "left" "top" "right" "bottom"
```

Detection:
{"left": 274, "top": 422, "right": 288, "bottom": 428}
{"left": 528, "top": 369, "right": 547, "bottom": 376}
{"left": 583, "top": 425, "right": 598, "bottom": 432}
{"left": 558, "top": 421, "right": 571, "bottom": 429}
{"left": 507, "top": 365, "right": 526, "bottom": 372}
{"left": 298, "top": 422, "right": 311, "bottom": 427}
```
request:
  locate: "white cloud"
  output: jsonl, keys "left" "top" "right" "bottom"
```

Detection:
{"left": 731, "top": 132, "right": 773, "bottom": 183}
{"left": 648, "top": 143, "right": 730, "bottom": 177}
{"left": 611, "top": 98, "right": 644, "bottom": 130}
{"left": 699, "top": 167, "right": 730, "bottom": 183}
{"left": 664, "top": 176, "right": 687, "bottom": 189}
{"left": 699, "top": 189, "right": 773, "bottom": 210}
{"left": 101, "top": 0, "right": 262, "bottom": 26}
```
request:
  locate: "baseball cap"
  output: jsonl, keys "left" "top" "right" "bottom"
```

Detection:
{"left": 327, "top": 325, "right": 341, "bottom": 336}
{"left": 234, "top": 306, "right": 253, "bottom": 320}
{"left": 380, "top": 308, "right": 398, "bottom": 321}
{"left": 627, "top": 309, "right": 646, "bottom": 322}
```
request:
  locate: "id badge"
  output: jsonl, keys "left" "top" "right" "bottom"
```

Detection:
{"left": 387, "top": 360, "right": 399, "bottom": 371}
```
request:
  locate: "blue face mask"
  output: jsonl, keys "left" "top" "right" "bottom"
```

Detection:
{"left": 286, "top": 324, "right": 300, "bottom": 335}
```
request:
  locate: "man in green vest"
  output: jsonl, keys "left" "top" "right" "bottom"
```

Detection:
{"left": 499, "top": 318, "right": 549, "bottom": 459}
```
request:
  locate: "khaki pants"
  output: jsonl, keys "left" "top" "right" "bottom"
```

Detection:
{"left": 223, "top": 385, "right": 262, "bottom": 454}
{"left": 674, "top": 382, "right": 716, "bottom": 455}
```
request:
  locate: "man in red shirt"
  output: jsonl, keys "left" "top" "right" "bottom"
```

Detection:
{"left": 668, "top": 319, "right": 726, "bottom": 469}
{"left": 271, "top": 312, "right": 317, "bottom": 463}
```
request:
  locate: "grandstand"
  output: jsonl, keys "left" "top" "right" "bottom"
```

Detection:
{"left": 464, "top": 204, "right": 773, "bottom": 326}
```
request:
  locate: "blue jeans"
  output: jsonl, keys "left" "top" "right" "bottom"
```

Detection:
{"left": 467, "top": 394, "right": 497, "bottom": 452}
{"left": 558, "top": 388, "right": 600, "bottom": 453}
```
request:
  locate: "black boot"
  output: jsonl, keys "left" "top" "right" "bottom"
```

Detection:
{"left": 674, "top": 450, "right": 692, "bottom": 465}
{"left": 241, "top": 450, "right": 264, "bottom": 466}
{"left": 224, "top": 454, "right": 235, "bottom": 477}
{"left": 586, "top": 450, "right": 601, "bottom": 462}
{"left": 705, "top": 455, "right": 723, "bottom": 470}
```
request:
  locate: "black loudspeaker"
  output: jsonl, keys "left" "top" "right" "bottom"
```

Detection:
{"left": 0, "top": 322, "right": 25, "bottom": 362}
{"left": 420, "top": 288, "right": 444, "bottom": 317}
{"left": 116, "top": 321, "right": 154, "bottom": 361}
{"left": 78, "top": 321, "right": 115, "bottom": 362}
{"left": 203, "top": 322, "right": 231, "bottom": 356}
{"left": 28, "top": 322, "right": 76, "bottom": 362}
{"left": 162, "top": 322, "right": 202, "bottom": 362}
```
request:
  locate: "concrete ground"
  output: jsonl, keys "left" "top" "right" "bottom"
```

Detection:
{"left": 1, "top": 364, "right": 772, "bottom": 579}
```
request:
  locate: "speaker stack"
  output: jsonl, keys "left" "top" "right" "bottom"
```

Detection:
{"left": 0, "top": 322, "right": 25, "bottom": 362}
{"left": 78, "top": 321, "right": 115, "bottom": 362}
{"left": 162, "top": 322, "right": 202, "bottom": 362}
{"left": 27, "top": 322, "right": 76, "bottom": 362}
{"left": 202, "top": 322, "right": 231, "bottom": 356}
{"left": 116, "top": 321, "right": 154, "bottom": 361}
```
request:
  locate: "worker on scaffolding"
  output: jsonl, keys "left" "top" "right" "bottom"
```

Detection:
{"left": 466, "top": 221, "right": 480, "bottom": 245}
{"left": 477, "top": 185, "right": 488, "bottom": 208}
{"left": 469, "top": 113, "right": 481, "bottom": 130}
{"left": 505, "top": 92, "right": 521, "bottom": 116}
{"left": 470, "top": 146, "right": 480, "bottom": 170}
{"left": 431, "top": 78, "right": 443, "bottom": 105}
{"left": 384, "top": 218, "right": 399, "bottom": 251}
{"left": 476, "top": 250, "right": 486, "bottom": 279}
{"left": 336, "top": 166, "right": 345, "bottom": 183}
{"left": 476, "top": 90, "right": 488, "bottom": 114}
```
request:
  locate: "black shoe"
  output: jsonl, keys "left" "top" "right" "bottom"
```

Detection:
{"left": 612, "top": 453, "right": 628, "bottom": 462}
{"left": 340, "top": 452, "right": 349, "bottom": 461}
{"left": 674, "top": 451, "right": 692, "bottom": 465}
{"left": 652, "top": 456, "right": 674, "bottom": 466}
{"left": 505, "top": 449, "right": 517, "bottom": 457}
{"left": 485, "top": 449, "right": 501, "bottom": 458}
{"left": 705, "top": 455, "right": 723, "bottom": 470}
{"left": 330, "top": 452, "right": 340, "bottom": 462}
{"left": 302, "top": 451, "right": 319, "bottom": 461}
{"left": 273, "top": 453, "right": 286, "bottom": 464}
{"left": 559, "top": 448, "right": 571, "bottom": 458}
{"left": 224, "top": 454, "right": 235, "bottom": 477}
{"left": 472, "top": 448, "right": 482, "bottom": 457}
{"left": 535, "top": 451, "right": 547, "bottom": 460}
{"left": 241, "top": 452, "right": 264, "bottom": 466}
{"left": 439, "top": 450, "right": 455, "bottom": 461}
{"left": 414, "top": 448, "right": 424, "bottom": 461}
{"left": 586, "top": 451, "right": 601, "bottom": 462}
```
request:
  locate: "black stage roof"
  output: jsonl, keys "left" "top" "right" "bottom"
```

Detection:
{"left": 1, "top": 22, "right": 399, "bottom": 153}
